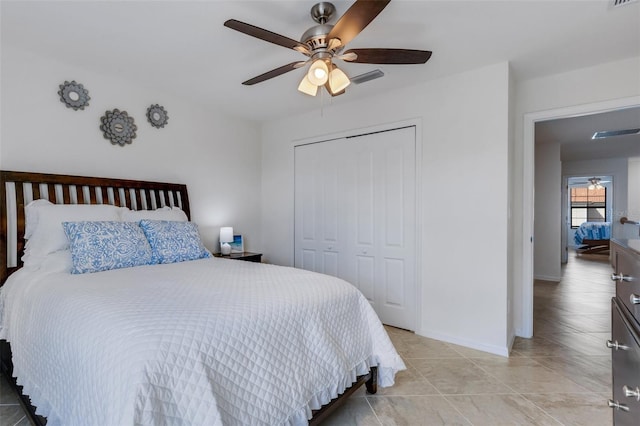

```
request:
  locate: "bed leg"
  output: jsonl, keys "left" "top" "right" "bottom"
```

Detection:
{"left": 365, "top": 366, "right": 378, "bottom": 394}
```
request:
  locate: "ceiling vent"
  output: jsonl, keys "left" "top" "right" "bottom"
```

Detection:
{"left": 592, "top": 128, "right": 640, "bottom": 139}
{"left": 612, "top": 0, "right": 638, "bottom": 7}
{"left": 351, "top": 69, "right": 385, "bottom": 85}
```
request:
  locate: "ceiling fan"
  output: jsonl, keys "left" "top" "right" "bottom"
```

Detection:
{"left": 574, "top": 177, "right": 611, "bottom": 189}
{"left": 224, "top": 0, "right": 432, "bottom": 97}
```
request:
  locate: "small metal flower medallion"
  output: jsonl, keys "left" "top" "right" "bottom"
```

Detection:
{"left": 100, "top": 109, "right": 138, "bottom": 146}
{"left": 58, "top": 80, "right": 90, "bottom": 110}
{"left": 146, "top": 104, "right": 169, "bottom": 128}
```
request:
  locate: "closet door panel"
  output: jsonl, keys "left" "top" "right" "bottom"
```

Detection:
{"left": 384, "top": 258, "right": 405, "bottom": 306}
{"left": 295, "top": 139, "right": 347, "bottom": 275}
{"left": 355, "top": 149, "right": 375, "bottom": 248}
{"left": 384, "top": 146, "right": 405, "bottom": 248}
{"left": 295, "top": 126, "right": 417, "bottom": 330}
{"left": 356, "top": 255, "right": 376, "bottom": 302}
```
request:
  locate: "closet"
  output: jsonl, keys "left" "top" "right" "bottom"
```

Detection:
{"left": 294, "top": 126, "right": 417, "bottom": 330}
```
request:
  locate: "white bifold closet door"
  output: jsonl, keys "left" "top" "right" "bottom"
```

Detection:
{"left": 294, "top": 126, "right": 416, "bottom": 330}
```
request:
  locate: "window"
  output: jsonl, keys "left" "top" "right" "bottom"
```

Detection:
{"left": 570, "top": 187, "right": 606, "bottom": 228}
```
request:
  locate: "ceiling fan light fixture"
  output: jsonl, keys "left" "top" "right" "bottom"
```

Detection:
{"left": 307, "top": 59, "right": 329, "bottom": 86}
{"left": 328, "top": 66, "right": 350, "bottom": 93}
{"left": 298, "top": 75, "right": 318, "bottom": 96}
{"left": 588, "top": 177, "right": 604, "bottom": 190}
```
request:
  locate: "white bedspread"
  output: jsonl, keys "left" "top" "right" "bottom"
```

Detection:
{"left": 0, "top": 256, "right": 405, "bottom": 425}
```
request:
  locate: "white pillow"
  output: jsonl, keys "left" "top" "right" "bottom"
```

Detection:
{"left": 120, "top": 206, "right": 188, "bottom": 222}
{"left": 24, "top": 199, "right": 54, "bottom": 239}
{"left": 22, "top": 203, "right": 123, "bottom": 268}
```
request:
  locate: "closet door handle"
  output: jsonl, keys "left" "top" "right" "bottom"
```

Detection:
{"left": 608, "top": 399, "right": 630, "bottom": 412}
{"left": 606, "top": 340, "right": 630, "bottom": 351}
{"left": 623, "top": 385, "right": 640, "bottom": 401}
{"left": 630, "top": 294, "right": 640, "bottom": 305}
{"left": 611, "top": 273, "right": 633, "bottom": 282}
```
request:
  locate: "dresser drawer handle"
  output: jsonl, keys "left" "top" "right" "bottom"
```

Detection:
{"left": 624, "top": 385, "right": 640, "bottom": 401}
{"left": 631, "top": 294, "right": 640, "bottom": 305}
{"left": 607, "top": 340, "right": 630, "bottom": 351}
{"left": 608, "top": 399, "right": 630, "bottom": 412}
{"left": 611, "top": 273, "right": 633, "bottom": 282}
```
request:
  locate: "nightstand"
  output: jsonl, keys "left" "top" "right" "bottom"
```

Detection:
{"left": 214, "top": 251, "right": 262, "bottom": 263}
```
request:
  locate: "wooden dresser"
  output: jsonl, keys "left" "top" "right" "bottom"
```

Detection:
{"left": 609, "top": 239, "right": 640, "bottom": 425}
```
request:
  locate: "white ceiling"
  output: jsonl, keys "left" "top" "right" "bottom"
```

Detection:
{"left": 536, "top": 106, "right": 640, "bottom": 162}
{"left": 2, "top": 0, "right": 639, "bottom": 123}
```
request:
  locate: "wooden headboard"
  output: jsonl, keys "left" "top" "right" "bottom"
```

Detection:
{"left": 0, "top": 170, "right": 190, "bottom": 284}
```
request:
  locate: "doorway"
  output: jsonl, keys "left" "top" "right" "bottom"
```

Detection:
{"left": 522, "top": 96, "right": 640, "bottom": 338}
{"left": 563, "top": 175, "right": 613, "bottom": 263}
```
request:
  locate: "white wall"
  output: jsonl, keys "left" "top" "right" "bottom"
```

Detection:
{"left": 628, "top": 157, "right": 640, "bottom": 225}
{"left": 261, "top": 62, "right": 511, "bottom": 355}
{"left": 512, "top": 56, "right": 640, "bottom": 335}
{"left": 534, "top": 142, "right": 561, "bottom": 281}
{"left": 0, "top": 45, "right": 262, "bottom": 252}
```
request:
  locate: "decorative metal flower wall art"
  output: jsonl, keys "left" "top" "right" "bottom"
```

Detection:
{"left": 146, "top": 104, "right": 169, "bottom": 128}
{"left": 100, "top": 109, "right": 137, "bottom": 146}
{"left": 58, "top": 80, "right": 90, "bottom": 110}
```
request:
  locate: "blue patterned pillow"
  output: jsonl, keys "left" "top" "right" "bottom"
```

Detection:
{"left": 138, "top": 220, "right": 212, "bottom": 264}
{"left": 63, "top": 221, "right": 154, "bottom": 274}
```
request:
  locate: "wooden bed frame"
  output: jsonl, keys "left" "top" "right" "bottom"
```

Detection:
{"left": 576, "top": 238, "right": 610, "bottom": 255}
{"left": 0, "top": 170, "right": 376, "bottom": 425}
{"left": 0, "top": 170, "right": 191, "bottom": 284}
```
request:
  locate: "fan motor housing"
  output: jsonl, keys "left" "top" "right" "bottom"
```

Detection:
{"left": 301, "top": 3, "right": 343, "bottom": 55}
{"left": 310, "top": 2, "right": 336, "bottom": 24}
{"left": 301, "top": 24, "right": 333, "bottom": 50}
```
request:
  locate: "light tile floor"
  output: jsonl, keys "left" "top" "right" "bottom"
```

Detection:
{"left": 321, "top": 252, "right": 614, "bottom": 425}
{"left": 0, "top": 252, "right": 614, "bottom": 425}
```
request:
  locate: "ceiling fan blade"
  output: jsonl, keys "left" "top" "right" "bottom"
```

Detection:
{"left": 343, "top": 48, "right": 432, "bottom": 64}
{"left": 224, "top": 19, "right": 310, "bottom": 55}
{"left": 326, "top": 0, "right": 391, "bottom": 49}
{"left": 242, "top": 61, "right": 307, "bottom": 86}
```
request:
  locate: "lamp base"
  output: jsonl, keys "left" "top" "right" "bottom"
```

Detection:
{"left": 220, "top": 242, "right": 231, "bottom": 256}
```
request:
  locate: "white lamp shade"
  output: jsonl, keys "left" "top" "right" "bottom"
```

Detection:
{"left": 298, "top": 75, "right": 318, "bottom": 96}
{"left": 220, "top": 226, "right": 234, "bottom": 243}
{"left": 328, "top": 67, "right": 351, "bottom": 93}
{"left": 307, "top": 59, "right": 329, "bottom": 86}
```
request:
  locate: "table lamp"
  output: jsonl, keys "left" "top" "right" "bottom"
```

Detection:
{"left": 220, "top": 226, "right": 233, "bottom": 255}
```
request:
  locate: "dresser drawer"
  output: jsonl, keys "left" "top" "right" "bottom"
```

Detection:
{"left": 610, "top": 297, "right": 640, "bottom": 425}
{"left": 614, "top": 247, "right": 640, "bottom": 326}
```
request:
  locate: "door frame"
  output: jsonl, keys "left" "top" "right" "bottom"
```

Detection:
{"left": 292, "top": 118, "right": 423, "bottom": 333}
{"left": 521, "top": 95, "right": 640, "bottom": 337}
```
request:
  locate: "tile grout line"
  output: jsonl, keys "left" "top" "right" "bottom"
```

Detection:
{"left": 363, "top": 395, "right": 384, "bottom": 426}
{"left": 12, "top": 415, "right": 26, "bottom": 426}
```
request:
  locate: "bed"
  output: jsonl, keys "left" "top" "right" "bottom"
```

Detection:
{"left": 0, "top": 170, "right": 405, "bottom": 425}
{"left": 574, "top": 221, "right": 611, "bottom": 254}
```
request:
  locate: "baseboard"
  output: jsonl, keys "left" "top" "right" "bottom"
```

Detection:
{"left": 514, "top": 326, "right": 533, "bottom": 339}
{"left": 416, "top": 329, "right": 509, "bottom": 357}
{"left": 533, "top": 274, "right": 561, "bottom": 282}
